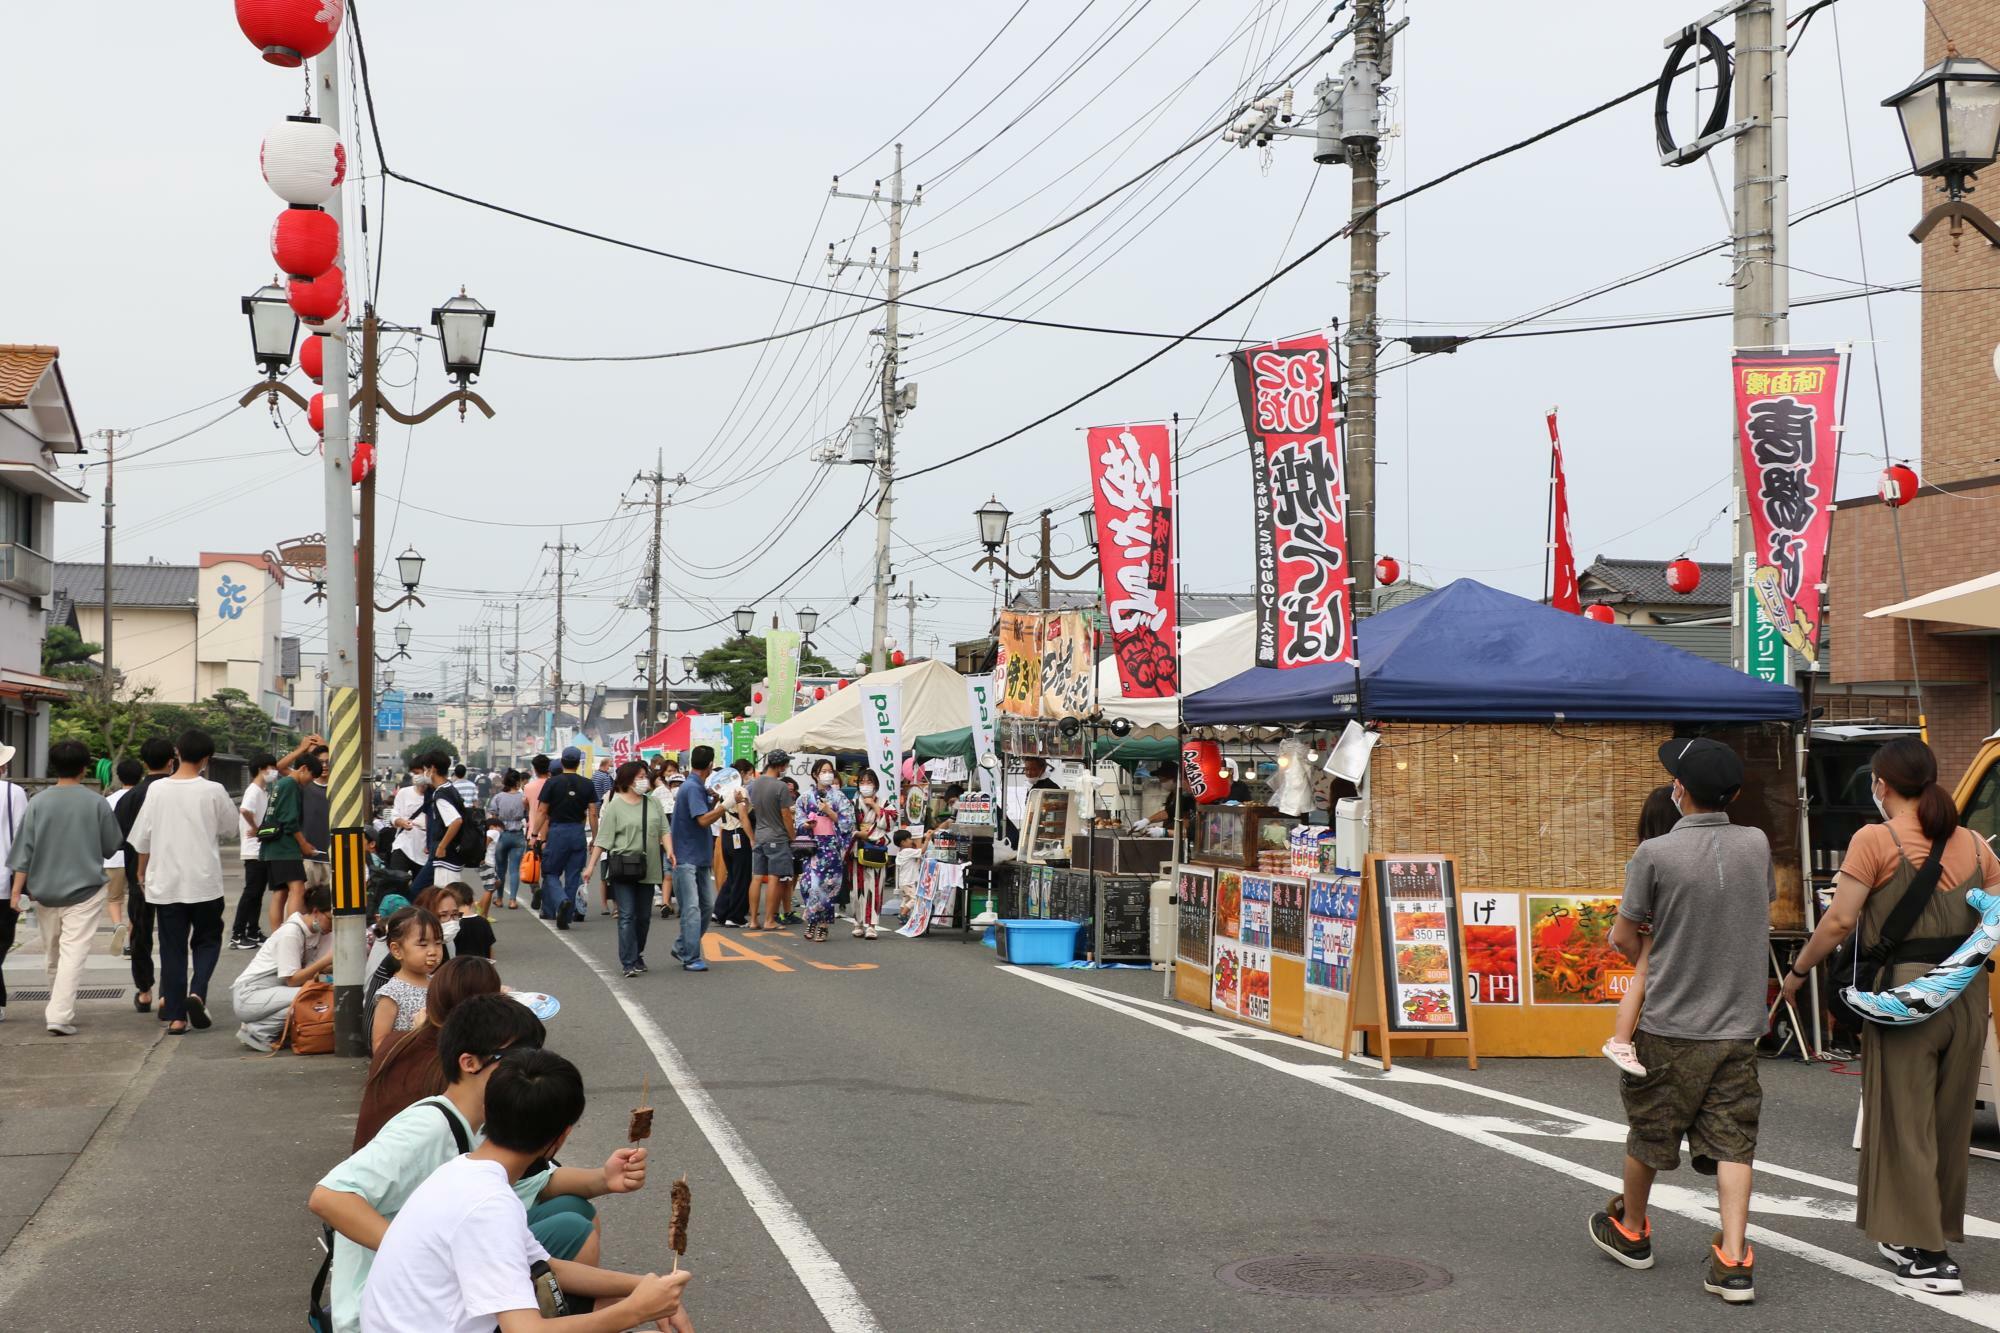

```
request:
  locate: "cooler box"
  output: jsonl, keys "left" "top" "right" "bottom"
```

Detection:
{"left": 995, "top": 919, "right": 1082, "bottom": 966}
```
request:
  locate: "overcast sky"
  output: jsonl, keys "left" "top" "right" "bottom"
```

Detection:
{"left": 5, "top": 1, "right": 1923, "bottom": 701}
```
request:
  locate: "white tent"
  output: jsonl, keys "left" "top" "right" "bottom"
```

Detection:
{"left": 1868, "top": 568, "right": 2000, "bottom": 630}
{"left": 754, "top": 658, "right": 973, "bottom": 755}
{"left": 1096, "top": 611, "right": 1257, "bottom": 731}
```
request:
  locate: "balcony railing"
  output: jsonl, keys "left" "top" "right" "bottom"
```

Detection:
{"left": 0, "top": 541, "right": 53, "bottom": 598}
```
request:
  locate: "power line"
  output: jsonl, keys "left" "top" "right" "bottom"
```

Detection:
{"left": 841, "top": 0, "right": 1040, "bottom": 177}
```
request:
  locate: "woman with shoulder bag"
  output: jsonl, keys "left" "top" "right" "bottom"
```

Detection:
{"left": 586, "top": 761, "right": 667, "bottom": 978}
{"left": 794, "top": 760, "right": 854, "bottom": 942}
{"left": 850, "top": 768, "right": 893, "bottom": 939}
{"left": 1782, "top": 737, "right": 1999, "bottom": 1295}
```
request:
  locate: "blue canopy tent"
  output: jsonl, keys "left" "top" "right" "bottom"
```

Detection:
{"left": 1184, "top": 579, "right": 1802, "bottom": 725}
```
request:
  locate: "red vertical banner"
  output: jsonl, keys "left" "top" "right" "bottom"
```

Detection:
{"left": 1232, "top": 335, "right": 1355, "bottom": 669}
{"left": 1733, "top": 349, "right": 1843, "bottom": 660}
{"left": 1546, "top": 410, "right": 1581, "bottom": 614}
{"left": 1087, "top": 424, "right": 1178, "bottom": 697}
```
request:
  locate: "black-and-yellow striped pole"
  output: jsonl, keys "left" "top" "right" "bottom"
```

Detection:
{"left": 327, "top": 685, "right": 370, "bottom": 1056}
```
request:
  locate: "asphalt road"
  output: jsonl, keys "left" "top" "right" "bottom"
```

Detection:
{"left": 522, "top": 902, "right": 2000, "bottom": 1332}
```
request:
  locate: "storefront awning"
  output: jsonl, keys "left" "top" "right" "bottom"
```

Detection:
{"left": 0, "top": 668, "right": 76, "bottom": 702}
{"left": 1866, "top": 569, "right": 2000, "bottom": 630}
{"left": 0, "top": 461, "right": 86, "bottom": 503}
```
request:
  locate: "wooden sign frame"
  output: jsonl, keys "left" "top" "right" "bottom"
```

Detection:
{"left": 1345, "top": 854, "right": 1478, "bottom": 1070}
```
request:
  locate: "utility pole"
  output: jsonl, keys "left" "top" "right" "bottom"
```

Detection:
{"left": 544, "top": 531, "right": 579, "bottom": 726}
{"left": 358, "top": 307, "right": 380, "bottom": 785}
{"left": 832, "top": 146, "right": 922, "bottom": 671}
{"left": 629, "top": 457, "right": 682, "bottom": 731}
{"left": 483, "top": 617, "right": 496, "bottom": 769}
{"left": 510, "top": 604, "right": 521, "bottom": 770}
{"left": 902, "top": 582, "right": 920, "bottom": 660}
{"left": 312, "top": 45, "right": 366, "bottom": 1059}
{"left": 95, "top": 429, "right": 123, "bottom": 717}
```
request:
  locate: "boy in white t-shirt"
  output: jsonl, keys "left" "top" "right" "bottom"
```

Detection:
{"left": 892, "top": 828, "right": 926, "bottom": 917}
{"left": 361, "top": 1048, "right": 689, "bottom": 1333}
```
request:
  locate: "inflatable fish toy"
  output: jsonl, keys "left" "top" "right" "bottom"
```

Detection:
{"left": 1841, "top": 888, "right": 2000, "bottom": 1025}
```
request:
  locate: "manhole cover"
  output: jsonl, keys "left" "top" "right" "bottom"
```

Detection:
{"left": 1217, "top": 1253, "right": 1452, "bottom": 1300}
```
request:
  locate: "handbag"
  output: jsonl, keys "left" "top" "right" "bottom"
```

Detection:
{"left": 1828, "top": 830, "right": 1949, "bottom": 1028}
{"left": 856, "top": 842, "right": 890, "bottom": 869}
{"left": 519, "top": 848, "right": 542, "bottom": 885}
{"left": 607, "top": 795, "right": 652, "bottom": 882}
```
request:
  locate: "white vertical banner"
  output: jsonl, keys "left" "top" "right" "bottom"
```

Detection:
{"left": 966, "top": 677, "right": 998, "bottom": 784}
{"left": 863, "top": 683, "right": 904, "bottom": 809}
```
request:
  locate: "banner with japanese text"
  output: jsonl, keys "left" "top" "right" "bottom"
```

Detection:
{"left": 765, "top": 629, "right": 803, "bottom": 726}
{"left": 965, "top": 676, "right": 998, "bottom": 778}
{"left": 1087, "top": 424, "right": 1178, "bottom": 696}
{"left": 1232, "top": 335, "right": 1355, "bottom": 668}
{"left": 1546, "top": 411, "right": 1581, "bottom": 614}
{"left": 1733, "top": 349, "right": 1843, "bottom": 662}
{"left": 996, "top": 611, "right": 1042, "bottom": 716}
{"left": 862, "top": 683, "right": 904, "bottom": 808}
{"left": 1039, "top": 610, "right": 1096, "bottom": 718}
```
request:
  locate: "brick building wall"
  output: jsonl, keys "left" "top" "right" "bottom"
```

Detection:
{"left": 1823, "top": 0, "right": 2000, "bottom": 784}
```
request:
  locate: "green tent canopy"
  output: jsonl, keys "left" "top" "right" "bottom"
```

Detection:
{"left": 912, "top": 727, "right": 1178, "bottom": 768}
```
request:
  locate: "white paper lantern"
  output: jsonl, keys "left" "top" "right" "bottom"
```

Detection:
{"left": 260, "top": 115, "right": 345, "bottom": 208}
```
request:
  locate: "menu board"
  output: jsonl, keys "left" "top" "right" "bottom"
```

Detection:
{"left": 1096, "top": 876, "right": 1152, "bottom": 962}
{"left": 1305, "top": 872, "right": 1360, "bottom": 995}
{"left": 1462, "top": 892, "right": 1523, "bottom": 1006}
{"left": 1175, "top": 866, "right": 1214, "bottom": 967}
{"left": 1270, "top": 877, "right": 1307, "bottom": 957}
{"left": 1526, "top": 894, "right": 1629, "bottom": 1006}
{"left": 1373, "top": 856, "right": 1471, "bottom": 1033}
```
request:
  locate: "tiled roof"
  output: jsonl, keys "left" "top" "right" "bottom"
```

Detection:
{"left": 1579, "top": 556, "right": 1730, "bottom": 607}
{"left": 52, "top": 561, "right": 200, "bottom": 608}
{"left": 43, "top": 590, "right": 76, "bottom": 634}
{"left": 0, "top": 345, "right": 58, "bottom": 407}
{"left": 1005, "top": 590, "right": 1256, "bottom": 624}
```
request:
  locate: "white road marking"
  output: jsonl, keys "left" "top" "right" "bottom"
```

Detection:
{"left": 545, "top": 919, "right": 883, "bottom": 1333}
{"left": 1003, "top": 965, "right": 2000, "bottom": 1326}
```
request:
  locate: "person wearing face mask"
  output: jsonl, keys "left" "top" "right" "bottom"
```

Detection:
{"left": 228, "top": 750, "right": 279, "bottom": 951}
{"left": 710, "top": 758, "right": 756, "bottom": 928}
{"left": 230, "top": 882, "right": 333, "bottom": 1051}
{"left": 793, "top": 759, "right": 855, "bottom": 943}
{"left": 1780, "top": 736, "right": 2000, "bottom": 1294}
{"left": 668, "top": 746, "right": 729, "bottom": 969}
{"left": 850, "top": 769, "right": 893, "bottom": 939}
{"left": 586, "top": 761, "right": 669, "bottom": 978}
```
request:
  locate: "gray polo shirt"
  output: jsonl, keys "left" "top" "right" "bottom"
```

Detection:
{"left": 6, "top": 784, "right": 123, "bottom": 908}
{"left": 1619, "top": 811, "right": 1775, "bottom": 1042}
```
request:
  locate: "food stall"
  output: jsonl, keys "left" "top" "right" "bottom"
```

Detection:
{"left": 1177, "top": 579, "right": 1806, "bottom": 1059}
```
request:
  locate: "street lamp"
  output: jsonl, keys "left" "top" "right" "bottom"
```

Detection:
{"left": 242, "top": 280, "right": 299, "bottom": 378}
{"left": 1886, "top": 53, "right": 2000, "bottom": 244}
{"left": 635, "top": 650, "right": 652, "bottom": 680}
{"left": 431, "top": 288, "right": 496, "bottom": 385}
{"left": 798, "top": 606, "right": 819, "bottom": 635}
{"left": 732, "top": 606, "right": 756, "bottom": 637}
{"left": 396, "top": 547, "right": 425, "bottom": 591}
{"left": 681, "top": 653, "right": 696, "bottom": 675}
{"left": 1077, "top": 505, "right": 1098, "bottom": 553}
{"left": 975, "top": 496, "right": 1013, "bottom": 551}
{"left": 395, "top": 621, "right": 412, "bottom": 650}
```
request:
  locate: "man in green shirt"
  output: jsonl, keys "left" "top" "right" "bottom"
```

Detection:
{"left": 260, "top": 748, "right": 319, "bottom": 935}
{"left": 6, "top": 740, "right": 123, "bottom": 1035}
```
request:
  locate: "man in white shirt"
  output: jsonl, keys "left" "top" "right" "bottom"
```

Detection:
{"left": 230, "top": 883, "right": 332, "bottom": 1051}
{"left": 0, "top": 742, "right": 23, "bottom": 1024}
{"left": 347, "top": 1042, "right": 688, "bottom": 1333}
{"left": 129, "top": 729, "right": 244, "bottom": 1035}
{"left": 230, "top": 749, "right": 277, "bottom": 950}
{"left": 389, "top": 782, "right": 428, "bottom": 877}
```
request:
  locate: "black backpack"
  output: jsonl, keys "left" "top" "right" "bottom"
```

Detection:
{"left": 429, "top": 786, "right": 486, "bottom": 866}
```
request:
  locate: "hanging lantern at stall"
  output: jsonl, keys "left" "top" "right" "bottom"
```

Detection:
{"left": 300, "top": 332, "right": 325, "bottom": 383}
{"left": 891, "top": 649, "right": 906, "bottom": 666}
{"left": 288, "top": 264, "right": 344, "bottom": 325}
{"left": 751, "top": 689, "right": 764, "bottom": 706}
{"left": 261, "top": 115, "right": 345, "bottom": 207}
{"left": 1664, "top": 557, "right": 1701, "bottom": 596}
{"left": 351, "top": 439, "right": 375, "bottom": 485}
{"left": 270, "top": 207, "right": 338, "bottom": 280}
{"left": 813, "top": 686, "right": 827, "bottom": 701}
{"left": 235, "top": 0, "right": 346, "bottom": 66}
{"left": 1375, "top": 555, "right": 1401, "bottom": 586}
{"left": 1584, "top": 603, "right": 1616, "bottom": 624}
{"left": 837, "top": 679, "right": 850, "bottom": 690}
{"left": 1880, "top": 463, "right": 1920, "bottom": 507}
{"left": 1181, "top": 739, "right": 1229, "bottom": 805}
{"left": 308, "top": 392, "right": 325, "bottom": 435}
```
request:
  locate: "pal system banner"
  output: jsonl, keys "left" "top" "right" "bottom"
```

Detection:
{"left": 863, "top": 682, "right": 904, "bottom": 808}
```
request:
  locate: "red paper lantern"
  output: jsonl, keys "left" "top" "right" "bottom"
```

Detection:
{"left": 288, "top": 264, "right": 343, "bottom": 325}
{"left": 1181, "top": 740, "right": 1229, "bottom": 805}
{"left": 752, "top": 690, "right": 764, "bottom": 705}
{"left": 236, "top": 0, "right": 346, "bottom": 67}
{"left": 271, "top": 206, "right": 338, "bottom": 280}
{"left": 350, "top": 439, "right": 374, "bottom": 485}
{"left": 1880, "top": 463, "right": 1919, "bottom": 507}
{"left": 1375, "top": 555, "right": 1401, "bottom": 586}
{"left": 891, "top": 649, "right": 906, "bottom": 666}
{"left": 1584, "top": 603, "right": 1616, "bottom": 624}
{"left": 814, "top": 687, "right": 827, "bottom": 701}
{"left": 837, "top": 679, "right": 850, "bottom": 690}
{"left": 301, "top": 333, "right": 325, "bottom": 383}
{"left": 1664, "top": 557, "right": 1701, "bottom": 596}
{"left": 308, "top": 392, "right": 325, "bottom": 435}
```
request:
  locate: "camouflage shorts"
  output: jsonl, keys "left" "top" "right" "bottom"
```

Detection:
{"left": 1620, "top": 1031, "right": 1761, "bottom": 1172}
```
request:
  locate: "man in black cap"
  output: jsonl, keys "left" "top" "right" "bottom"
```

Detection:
{"left": 1587, "top": 737, "right": 1773, "bottom": 1304}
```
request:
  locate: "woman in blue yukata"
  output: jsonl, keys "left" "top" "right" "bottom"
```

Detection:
{"left": 794, "top": 759, "right": 854, "bottom": 942}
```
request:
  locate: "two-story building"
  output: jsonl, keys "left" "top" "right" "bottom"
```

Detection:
{"left": 0, "top": 345, "right": 86, "bottom": 778}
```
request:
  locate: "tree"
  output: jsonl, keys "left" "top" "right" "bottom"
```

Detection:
{"left": 400, "top": 733, "right": 460, "bottom": 767}
{"left": 691, "top": 634, "right": 836, "bottom": 715}
{"left": 41, "top": 625, "right": 101, "bottom": 680}
{"left": 49, "top": 683, "right": 156, "bottom": 766}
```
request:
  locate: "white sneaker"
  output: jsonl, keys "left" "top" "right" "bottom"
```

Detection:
{"left": 1602, "top": 1039, "right": 1647, "bottom": 1077}
{"left": 864, "top": 925, "right": 878, "bottom": 940}
{"left": 0, "top": 1006, "right": 8, "bottom": 1022}
{"left": 236, "top": 1023, "right": 274, "bottom": 1054}
{"left": 46, "top": 1023, "right": 77, "bottom": 1037}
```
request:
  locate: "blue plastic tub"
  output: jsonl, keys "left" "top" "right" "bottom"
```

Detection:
{"left": 996, "top": 918, "right": 1082, "bottom": 966}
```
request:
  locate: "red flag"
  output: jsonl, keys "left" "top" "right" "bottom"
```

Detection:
{"left": 1546, "top": 410, "right": 1581, "bottom": 614}
{"left": 1231, "top": 335, "right": 1355, "bottom": 668}
{"left": 1087, "top": 424, "right": 1178, "bottom": 697}
{"left": 1733, "top": 349, "right": 1843, "bottom": 660}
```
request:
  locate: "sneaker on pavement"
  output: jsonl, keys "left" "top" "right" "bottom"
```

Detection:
{"left": 623, "top": 968, "right": 639, "bottom": 979}
{"left": 0, "top": 1006, "right": 7, "bottom": 1023}
{"left": 229, "top": 935, "right": 255, "bottom": 951}
{"left": 236, "top": 1023, "right": 274, "bottom": 1054}
{"left": 1587, "top": 1195, "right": 1653, "bottom": 1270}
{"left": 683, "top": 959, "right": 708, "bottom": 972}
{"left": 1703, "top": 1234, "right": 1755, "bottom": 1303}
{"left": 1882, "top": 1244, "right": 1962, "bottom": 1294}
{"left": 46, "top": 1023, "right": 77, "bottom": 1037}
{"left": 110, "top": 922, "right": 130, "bottom": 956}
{"left": 1601, "top": 1038, "right": 1646, "bottom": 1076}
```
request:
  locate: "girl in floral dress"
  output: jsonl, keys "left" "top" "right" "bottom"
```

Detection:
{"left": 795, "top": 759, "right": 854, "bottom": 942}
{"left": 850, "top": 769, "right": 894, "bottom": 939}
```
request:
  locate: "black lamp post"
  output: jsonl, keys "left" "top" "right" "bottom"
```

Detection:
{"left": 1886, "top": 53, "right": 2000, "bottom": 244}
{"left": 242, "top": 280, "right": 299, "bottom": 378}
